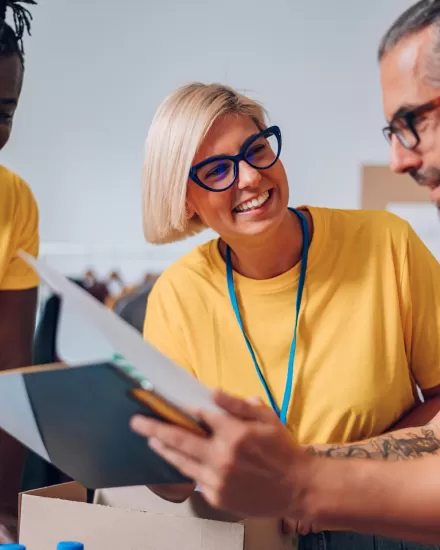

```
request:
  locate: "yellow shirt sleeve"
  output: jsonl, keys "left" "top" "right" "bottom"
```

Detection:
{"left": 143, "top": 274, "right": 196, "bottom": 376}
{"left": 0, "top": 171, "right": 39, "bottom": 290}
{"left": 403, "top": 223, "right": 440, "bottom": 390}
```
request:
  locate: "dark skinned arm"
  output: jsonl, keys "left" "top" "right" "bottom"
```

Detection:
{"left": 0, "top": 288, "right": 37, "bottom": 536}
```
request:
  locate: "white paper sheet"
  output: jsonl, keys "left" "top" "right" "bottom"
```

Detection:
{"left": 0, "top": 372, "right": 50, "bottom": 461}
{"left": 20, "top": 252, "right": 219, "bottom": 413}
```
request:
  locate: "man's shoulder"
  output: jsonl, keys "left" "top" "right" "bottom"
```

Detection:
{"left": 0, "top": 167, "right": 39, "bottom": 290}
{"left": 0, "top": 165, "right": 37, "bottom": 216}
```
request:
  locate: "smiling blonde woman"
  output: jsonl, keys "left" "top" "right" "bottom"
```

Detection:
{"left": 141, "top": 82, "right": 440, "bottom": 550}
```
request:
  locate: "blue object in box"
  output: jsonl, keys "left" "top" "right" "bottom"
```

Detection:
{"left": 1, "top": 545, "right": 26, "bottom": 550}
{"left": 57, "top": 543, "right": 84, "bottom": 550}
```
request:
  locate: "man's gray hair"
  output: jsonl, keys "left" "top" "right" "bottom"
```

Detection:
{"left": 378, "top": 0, "right": 440, "bottom": 61}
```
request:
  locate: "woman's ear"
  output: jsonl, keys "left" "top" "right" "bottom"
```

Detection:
{"left": 185, "top": 200, "right": 195, "bottom": 219}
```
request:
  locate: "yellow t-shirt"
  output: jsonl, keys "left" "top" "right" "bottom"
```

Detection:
{"left": 144, "top": 206, "right": 440, "bottom": 445}
{"left": 0, "top": 166, "right": 39, "bottom": 290}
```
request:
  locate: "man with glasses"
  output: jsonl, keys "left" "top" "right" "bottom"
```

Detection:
{"left": 131, "top": 1, "right": 440, "bottom": 545}
{"left": 381, "top": 0, "right": 440, "bottom": 210}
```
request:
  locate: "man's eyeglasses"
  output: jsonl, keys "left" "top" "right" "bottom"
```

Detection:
{"left": 382, "top": 96, "right": 440, "bottom": 150}
{"left": 189, "top": 126, "right": 282, "bottom": 192}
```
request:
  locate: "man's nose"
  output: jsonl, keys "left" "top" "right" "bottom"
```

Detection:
{"left": 389, "top": 136, "right": 422, "bottom": 175}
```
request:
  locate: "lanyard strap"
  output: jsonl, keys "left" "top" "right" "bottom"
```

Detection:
{"left": 226, "top": 208, "right": 309, "bottom": 425}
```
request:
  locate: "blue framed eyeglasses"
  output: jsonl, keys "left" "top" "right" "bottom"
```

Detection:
{"left": 189, "top": 125, "right": 282, "bottom": 192}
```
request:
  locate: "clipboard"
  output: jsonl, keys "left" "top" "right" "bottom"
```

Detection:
{"left": 0, "top": 252, "right": 218, "bottom": 489}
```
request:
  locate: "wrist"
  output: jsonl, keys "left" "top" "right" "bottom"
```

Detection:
{"left": 294, "top": 456, "right": 385, "bottom": 530}
{"left": 285, "top": 449, "right": 319, "bottom": 520}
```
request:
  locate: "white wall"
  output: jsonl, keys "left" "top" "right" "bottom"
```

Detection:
{"left": 2, "top": 0, "right": 415, "bottom": 279}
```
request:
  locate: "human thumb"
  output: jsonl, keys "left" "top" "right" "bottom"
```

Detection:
{"left": 212, "top": 390, "right": 273, "bottom": 421}
{"left": 247, "top": 396, "right": 264, "bottom": 406}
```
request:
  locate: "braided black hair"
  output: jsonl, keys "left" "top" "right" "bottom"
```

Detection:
{"left": 0, "top": 0, "right": 36, "bottom": 66}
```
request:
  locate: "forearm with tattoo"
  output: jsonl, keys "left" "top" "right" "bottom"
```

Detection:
{"left": 307, "top": 427, "right": 440, "bottom": 461}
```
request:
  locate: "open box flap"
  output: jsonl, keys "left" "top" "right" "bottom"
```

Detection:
{"left": 19, "top": 490, "right": 244, "bottom": 550}
{"left": 94, "top": 487, "right": 294, "bottom": 550}
{"left": 18, "top": 482, "right": 86, "bottom": 538}
{"left": 20, "top": 481, "right": 87, "bottom": 502}
{"left": 95, "top": 486, "right": 241, "bottom": 523}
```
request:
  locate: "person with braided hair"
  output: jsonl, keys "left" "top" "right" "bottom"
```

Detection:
{"left": 0, "top": 0, "right": 39, "bottom": 543}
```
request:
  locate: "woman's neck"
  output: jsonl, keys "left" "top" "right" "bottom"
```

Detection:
{"left": 219, "top": 209, "right": 312, "bottom": 280}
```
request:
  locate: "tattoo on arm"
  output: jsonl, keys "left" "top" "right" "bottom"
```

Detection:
{"left": 307, "top": 428, "right": 440, "bottom": 461}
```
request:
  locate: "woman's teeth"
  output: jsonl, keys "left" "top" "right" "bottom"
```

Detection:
{"left": 234, "top": 191, "right": 270, "bottom": 213}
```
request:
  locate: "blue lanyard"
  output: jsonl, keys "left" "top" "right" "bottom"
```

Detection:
{"left": 225, "top": 208, "right": 309, "bottom": 425}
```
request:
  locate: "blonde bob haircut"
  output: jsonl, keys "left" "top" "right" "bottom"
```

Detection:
{"left": 142, "top": 82, "right": 267, "bottom": 244}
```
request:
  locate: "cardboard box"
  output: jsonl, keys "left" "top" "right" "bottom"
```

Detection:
{"left": 19, "top": 482, "right": 297, "bottom": 550}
